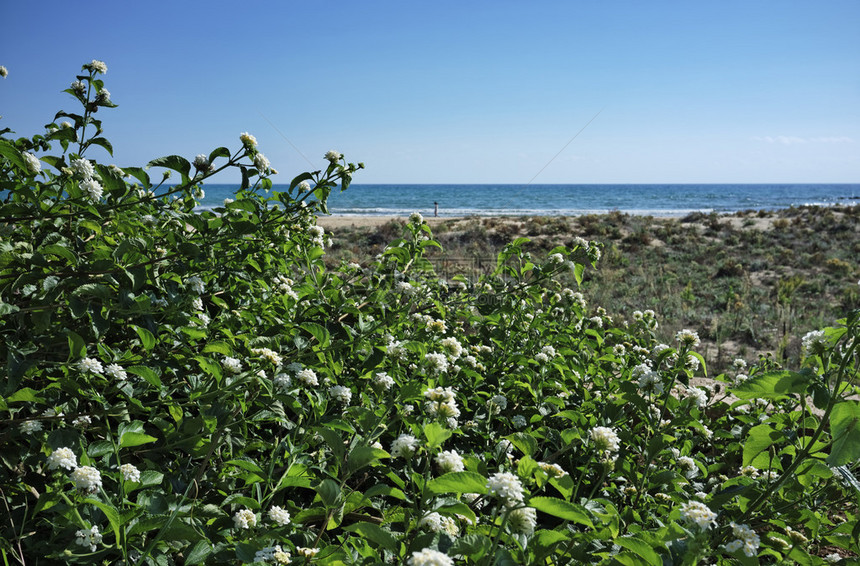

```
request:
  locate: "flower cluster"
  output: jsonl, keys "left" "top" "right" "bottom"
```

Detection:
{"left": 589, "top": 426, "right": 621, "bottom": 462}
{"left": 408, "top": 548, "right": 453, "bottom": 566}
{"left": 328, "top": 384, "right": 352, "bottom": 405}
{"left": 678, "top": 500, "right": 717, "bottom": 531}
{"left": 268, "top": 505, "right": 291, "bottom": 526}
{"left": 724, "top": 522, "right": 760, "bottom": 557}
{"left": 47, "top": 447, "right": 77, "bottom": 470}
{"left": 120, "top": 463, "right": 141, "bottom": 482}
{"left": 233, "top": 508, "right": 257, "bottom": 529}
{"left": 391, "top": 434, "right": 420, "bottom": 458}
{"left": 70, "top": 466, "right": 102, "bottom": 493}
{"left": 69, "top": 158, "right": 103, "bottom": 202}
{"left": 424, "top": 386, "right": 460, "bottom": 426}
{"left": 487, "top": 471, "right": 525, "bottom": 504}
{"left": 435, "top": 449, "right": 465, "bottom": 473}
{"left": 75, "top": 525, "right": 103, "bottom": 552}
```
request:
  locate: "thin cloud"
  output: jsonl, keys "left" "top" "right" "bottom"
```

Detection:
{"left": 751, "top": 135, "right": 855, "bottom": 145}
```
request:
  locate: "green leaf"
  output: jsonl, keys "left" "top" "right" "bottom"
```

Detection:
{"left": 83, "top": 498, "right": 121, "bottom": 545}
{"left": 90, "top": 137, "right": 114, "bottom": 156}
{"left": 426, "top": 471, "right": 488, "bottom": 495}
{"left": 202, "top": 341, "right": 232, "bottom": 355}
{"left": 614, "top": 535, "right": 663, "bottom": 566}
{"left": 131, "top": 325, "right": 156, "bottom": 350}
{"left": 66, "top": 330, "right": 87, "bottom": 360}
{"left": 6, "top": 388, "right": 45, "bottom": 403}
{"left": 529, "top": 496, "right": 593, "bottom": 528}
{"left": 733, "top": 370, "right": 810, "bottom": 400}
{"left": 147, "top": 155, "right": 191, "bottom": 180}
{"left": 301, "top": 322, "right": 330, "bottom": 348}
{"left": 316, "top": 479, "right": 342, "bottom": 509}
{"left": 185, "top": 540, "right": 212, "bottom": 565}
{"left": 208, "top": 147, "right": 231, "bottom": 163}
{"left": 120, "top": 432, "right": 158, "bottom": 448}
{"left": 343, "top": 522, "right": 400, "bottom": 554}
{"left": 39, "top": 244, "right": 76, "bottom": 263}
{"left": 346, "top": 445, "right": 389, "bottom": 473}
{"left": 127, "top": 365, "right": 161, "bottom": 387}
{"left": 743, "top": 424, "right": 783, "bottom": 467}
{"left": 827, "top": 401, "right": 860, "bottom": 466}
{"left": 0, "top": 140, "right": 27, "bottom": 171}
{"left": 424, "top": 422, "right": 452, "bottom": 450}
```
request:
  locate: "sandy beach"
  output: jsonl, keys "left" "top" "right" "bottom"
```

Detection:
{"left": 316, "top": 215, "right": 456, "bottom": 229}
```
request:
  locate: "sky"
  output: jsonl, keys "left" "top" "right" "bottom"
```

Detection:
{"left": 1, "top": 1, "right": 859, "bottom": 184}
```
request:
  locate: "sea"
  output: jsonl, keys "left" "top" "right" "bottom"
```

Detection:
{"left": 195, "top": 183, "right": 859, "bottom": 218}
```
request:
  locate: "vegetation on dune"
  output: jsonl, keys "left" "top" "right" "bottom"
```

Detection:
{"left": 325, "top": 206, "right": 860, "bottom": 375}
{"left": 1, "top": 63, "right": 859, "bottom": 565}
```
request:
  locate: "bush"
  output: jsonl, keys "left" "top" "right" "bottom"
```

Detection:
{"left": 2, "top": 63, "right": 859, "bottom": 565}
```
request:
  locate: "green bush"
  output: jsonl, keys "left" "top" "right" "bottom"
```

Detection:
{"left": 1, "top": 63, "right": 859, "bottom": 565}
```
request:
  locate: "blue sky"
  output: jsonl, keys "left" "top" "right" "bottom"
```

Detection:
{"left": 1, "top": 1, "right": 858, "bottom": 184}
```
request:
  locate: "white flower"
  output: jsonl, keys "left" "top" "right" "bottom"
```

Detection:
{"left": 802, "top": 329, "right": 827, "bottom": 353}
{"left": 391, "top": 434, "right": 419, "bottom": 458}
{"left": 240, "top": 132, "right": 258, "bottom": 148}
{"left": 0, "top": 65, "right": 7, "bottom": 78}
{"left": 679, "top": 500, "right": 717, "bottom": 531}
{"left": 589, "top": 426, "right": 620, "bottom": 453}
{"left": 185, "top": 276, "right": 205, "bottom": 294}
{"left": 435, "top": 449, "right": 465, "bottom": 473}
{"left": 80, "top": 177, "right": 103, "bottom": 201}
{"left": 726, "top": 522, "right": 760, "bottom": 557}
{"left": 512, "top": 414, "right": 527, "bottom": 428}
{"left": 686, "top": 387, "right": 708, "bottom": 408}
{"left": 70, "top": 466, "right": 102, "bottom": 492}
{"left": 97, "top": 88, "right": 111, "bottom": 103}
{"left": 409, "top": 212, "right": 424, "bottom": 224}
{"left": 408, "top": 548, "right": 453, "bottom": 566}
{"left": 329, "top": 385, "right": 352, "bottom": 405}
{"left": 298, "top": 180, "right": 311, "bottom": 192}
{"left": 250, "top": 347, "right": 282, "bottom": 366}
{"left": 193, "top": 154, "right": 210, "bottom": 171}
{"left": 233, "top": 508, "right": 257, "bottom": 529}
{"left": 268, "top": 505, "right": 291, "bottom": 526}
{"left": 121, "top": 463, "right": 141, "bottom": 482}
{"left": 325, "top": 150, "right": 342, "bottom": 163}
{"left": 297, "top": 547, "right": 319, "bottom": 558}
{"left": 78, "top": 357, "right": 104, "bottom": 374}
{"left": 508, "top": 506, "right": 537, "bottom": 535}
{"left": 22, "top": 152, "right": 41, "bottom": 174}
{"left": 425, "top": 352, "right": 449, "bottom": 374}
{"left": 105, "top": 363, "right": 128, "bottom": 381}
{"left": 373, "top": 372, "right": 395, "bottom": 390}
{"left": 487, "top": 471, "right": 525, "bottom": 504}
{"left": 71, "top": 158, "right": 95, "bottom": 179}
{"left": 223, "top": 357, "right": 243, "bottom": 374}
{"left": 47, "top": 447, "right": 77, "bottom": 470}
{"left": 254, "top": 152, "right": 271, "bottom": 173}
{"left": 675, "top": 329, "right": 700, "bottom": 347}
{"left": 73, "top": 415, "right": 92, "bottom": 428}
{"left": 488, "top": 394, "right": 507, "bottom": 414}
{"left": 297, "top": 368, "right": 319, "bottom": 386}
{"left": 20, "top": 420, "right": 43, "bottom": 434}
{"left": 75, "top": 525, "right": 103, "bottom": 551}
{"left": 824, "top": 553, "right": 841, "bottom": 563}
{"left": 89, "top": 59, "right": 108, "bottom": 74}
{"left": 677, "top": 456, "right": 699, "bottom": 479}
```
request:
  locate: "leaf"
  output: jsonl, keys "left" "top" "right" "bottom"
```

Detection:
{"left": 6, "top": 388, "right": 45, "bottom": 403}
{"left": 147, "top": 155, "right": 191, "bottom": 180}
{"left": 743, "top": 424, "right": 783, "bottom": 467}
{"left": 301, "top": 322, "right": 330, "bottom": 348}
{"left": 343, "top": 522, "right": 400, "bottom": 554}
{"left": 127, "top": 365, "right": 161, "bottom": 387}
{"left": 827, "top": 401, "right": 860, "bottom": 466}
{"left": 346, "top": 445, "right": 389, "bottom": 473}
{"left": 66, "top": 330, "right": 87, "bottom": 360}
{"left": 185, "top": 540, "right": 212, "bottom": 565}
{"left": 84, "top": 498, "right": 121, "bottom": 545}
{"left": 423, "top": 422, "right": 452, "bottom": 450}
{"left": 614, "top": 535, "right": 663, "bottom": 566}
{"left": 130, "top": 325, "right": 156, "bottom": 350}
{"left": 39, "top": 244, "right": 76, "bottom": 263}
{"left": 0, "top": 140, "right": 27, "bottom": 171}
{"left": 529, "top": 496, "right": 593, "bottom": 528}
{"left": 120, "top": 432, "right": 158, "bottom": 448}
{"left": 208, "top": 147, "right": 231, "bottom": 163}
{"left": 426, "top": 471, "right": 488, "bottom": 495}
{"left": 733, "top": 370, "right": 810, "bottom": 400}
{"left": 315, "top": 479, "right": 342, "bottom": 509}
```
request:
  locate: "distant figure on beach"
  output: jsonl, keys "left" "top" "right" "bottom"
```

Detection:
{"left": 434, "top": 201, "right": 438, "bottom": 217}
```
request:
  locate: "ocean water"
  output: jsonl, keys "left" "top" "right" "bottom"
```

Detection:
{"left": 196, "top": 183, "right": 859, "bottom": 217}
